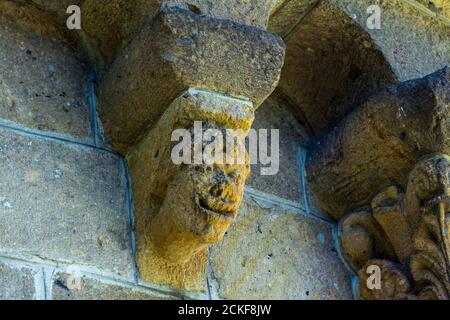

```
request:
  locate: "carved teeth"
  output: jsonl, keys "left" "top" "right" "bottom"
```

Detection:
{"left": 197, "top": 192, "right": 237, "bottom": 216}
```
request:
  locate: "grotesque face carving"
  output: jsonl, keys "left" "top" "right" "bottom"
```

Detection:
{"left": 195, "top": 162, "right": 249, "bottom": 233}
{"left": 149, "top": 148, "right": 250, "bottom": 263}
{"left": 137, "top": 90, "right": 255, "bottom": 264}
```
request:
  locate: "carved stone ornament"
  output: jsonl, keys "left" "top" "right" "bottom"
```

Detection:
{"left": 128, "top": 88, "right": 254, "bottom": 265}
{"left": 93, "top": 5, "right": 285, "bottom": 286}
{"left": 306, "top": 67, "right": 449, "bottom": 300}
{"left": 339, "top": 154, "right": 450, "bottom": 300}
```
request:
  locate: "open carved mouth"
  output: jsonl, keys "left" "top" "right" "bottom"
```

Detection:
{"left": 195, "top": 191, "right": 238, "bottom": 221}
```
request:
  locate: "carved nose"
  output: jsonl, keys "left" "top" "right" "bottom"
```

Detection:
{"left": 210, "top": 169, "right": 237, "bottom": 199}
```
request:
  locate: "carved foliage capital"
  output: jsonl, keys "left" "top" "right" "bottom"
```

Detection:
{"left": 338, "top": 154, "right": 450, "bottom": 300}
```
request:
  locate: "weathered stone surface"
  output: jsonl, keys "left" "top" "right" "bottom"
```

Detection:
{"left": 0, "top": 128, "right": 133, "bottom": 277}
{"left": 1, "top": 1, "right": 71, "bottom": 39}
{"left": 277, "top": 1, "right": 396, "bottom": 137}
{"left": 98, "top": 6, "right": 285, "bottom": 153}
{"left": 270, "top": 0, "right": 285, "bottom": 13}
{"left": 268, "top": 0, "right": 318, "bottom": 37}
{"left": 209, "top": 195, "right": 353, "bottom": 300}
{"left": 137, "top": 248, "right": 208, "bottom": 294}
{"left": 338, "top": 155, "right": 450, "bottom": 300}
{"left": 306, "top": 67, "right": 449, "bottom": 221}
{"left": 52, "top": 272, "right": 178, "bottom": 300}
{"left": 414, "top": 0, "right": 450, "bottom": 18}
{"left": 247, "top": 94, "right": 310, "bottom": 204}
{"left": 128, "top": 89, "right": 253, "bottom": 291}
{"left": 0, "top": 260, "right": 36, "bottom": 300}
{"left": 330, "top": 0, "right": 450, "bottom": 81}
{"left": 0, "top": 8, "right": 92, "bottom": 142}
{"left": 81, "top": 0, "right": 276, "bottom": 66}
{"left": 22, "top": 0, "right": 82, "bottom": 18}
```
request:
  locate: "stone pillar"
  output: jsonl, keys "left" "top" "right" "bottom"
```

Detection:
{"left": 95, "top": 6, "right": 285, "bottom": 291}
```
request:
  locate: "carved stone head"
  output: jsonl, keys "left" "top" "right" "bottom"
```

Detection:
{"left": 128, "top": 89, "right": 254, "bottom": 263}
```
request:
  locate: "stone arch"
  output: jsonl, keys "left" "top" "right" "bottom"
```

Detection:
{"left": 268, "top": 1, "right": 397, "bottom": 140}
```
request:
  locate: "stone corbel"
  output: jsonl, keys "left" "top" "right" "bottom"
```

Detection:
{"left": 127, "top": 89, "right": 254, "bottom": 265}
{"left": 306, "top": 67, "right": 449, "bottom": 300}
{"left": 97, "top": 6, "right": 285, "bottom": 154}
{"left": 95, "top": 6, "right": 285, "bottom": 290}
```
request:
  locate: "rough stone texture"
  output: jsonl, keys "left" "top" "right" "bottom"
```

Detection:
{"left": 13, "top": 0, "right": 82, "bottom": 17}
{"left": 1, "top": 1, "right": 71, "bottom": 38}
{"left": 330, "top": 0, "right": 450, "bottom": 81}
{"left": 0, "top": 8, "right": 92, "bottom": 142}
{"left": 247, "top": 94, "right": 311, "bottom": 204}
{"left": 0, "top": 0, "right": 446, "bottom": 302}
{"left": 306, "top": 184, "right": 327, "bottom": 218}
{"left": 52, "top": 272, "right": 178, "bottom": 300}
{"left": 269, "top": 0, "right": 285, "bottom": 14}
{"left": 306, "top": 67, "right": 449, "bottom": 221}
{"left": 0, "top": 128, "right": 133, "bottom": 277}
{"left": 0, "top": 261, "right": 36, "bottom": 300}
{"left": 209, "top": 195, "right": 353, "bottom": 300}
{"left": 338, "top": 155, "right": 450, "bottom": 300}
{"left": 98, "top": 6, "right": 285, "bottom": 154}
{"left": 276, "top": 1, "right": 396, "bottom": 137}
{"left": 268, "top": 0, "right": 319, "bottom": 37}
{"left": 128, "top": 89, "right": 254, "bottom": 292}
{"left": 136, "top": 249, "right": 208, "bottom": 294}
{"left": 414, "top": 0, "right": 450, "bottom": 18}
{"left": 81, "top": 0, "right": 275, "bottom": 66}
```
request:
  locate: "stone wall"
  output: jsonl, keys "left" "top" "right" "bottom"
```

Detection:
{"left": 0, "top": 0, "right": 447, "bottom": 300}
{"left": 0, "top": 7, "right": 353, "bottom": 299}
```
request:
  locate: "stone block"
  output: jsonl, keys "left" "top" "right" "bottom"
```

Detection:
{"left": 0, "top": 260, "right": 37, "bottom": 300}
{"left": 276, "top": 1, "right": 396, "bottom": 137}
{"left": 329, "top": 0, "right": 450, "bottom": 81}
{"left": 81, "top": 0, "right": 276, "bottom": 66}
{"left": 414, "top": 0, "right": 450, "bottom": 18}
{"left": 0, "top": 128, "right": 133, "bottom": 277}
{"left": 97, "top": 6, "right": 285, "bottom": 153}
{"left": 52, "top": 272, "right": 178, "bottom": 300}
{"left": 0, "top": 10, "right": 91, "bottom": 142}
{"left": 306, "top": 67, "right": 449, "bottom": 220}
{"left": 26, "top": 0, "right": 83, "bottom": 18}
{"left": 209, "top": 195, "right": 353, "bottom": 300}
{"left": 247, "top": 94, "right": 310, "bottom": 204}
{"left": 268, "top": 0, "right": 318, "bottom": 37}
